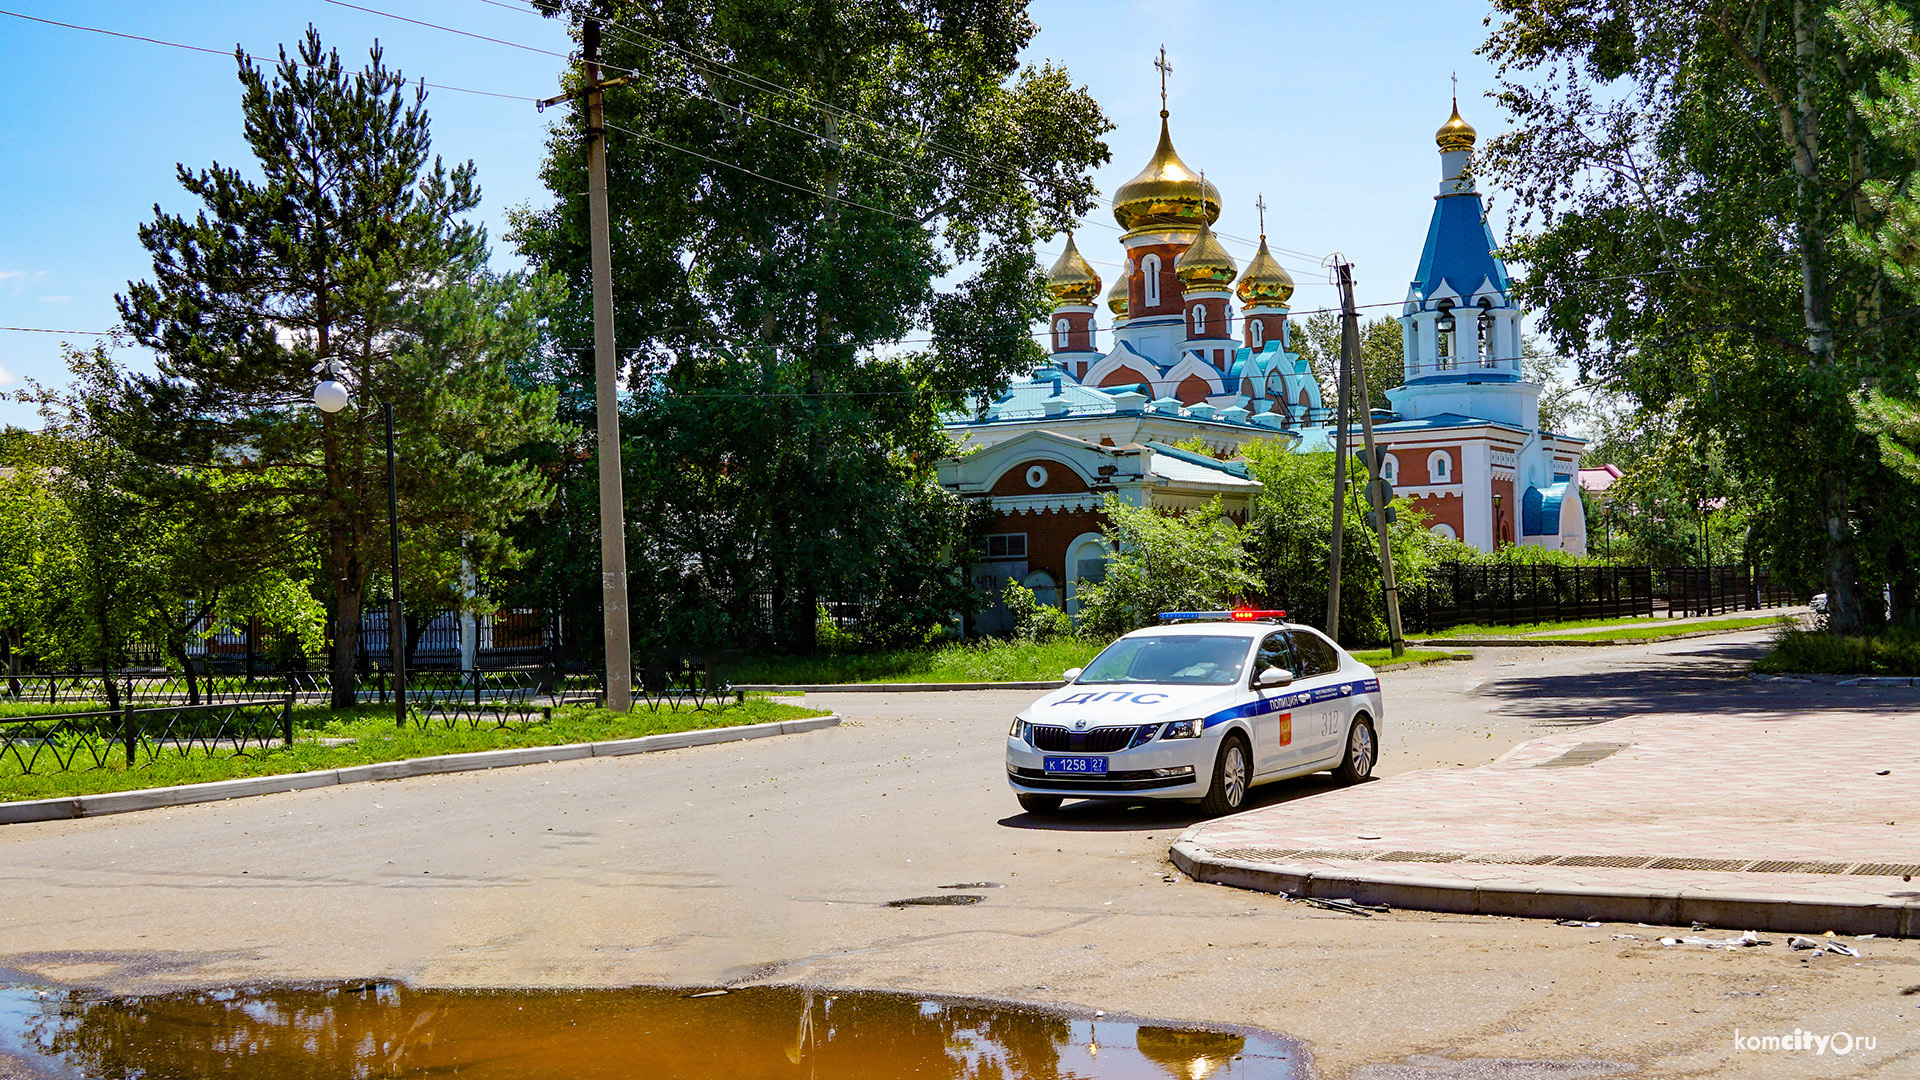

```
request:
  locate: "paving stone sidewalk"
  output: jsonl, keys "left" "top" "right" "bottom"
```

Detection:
{"left": 1174, "top": 707, "right": 1920, "bottom": 935}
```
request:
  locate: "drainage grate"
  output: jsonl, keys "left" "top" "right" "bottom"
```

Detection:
{"left": 1851, "top": 863, "right": 1920, "bottom": 877}
{"left": 1647, "top": 858, "right": 1753, "bottom": 872}
{"left": 1553, "top": 854, "right": 1655, "bottom": 868}
{"left": 1371, "top": 851, "right": 1466, "bottom": 863}
{"left": 1462, "top": 853, "right": 1562, "bottom": 865}
{"left": 1208, "top": 848, "right": 1303, "bottom": 863}
{"left": 1747, "top": 860, "right": 1852, "bottom": 874}
{"left": 1534, "top": 742, "right": 1632, "bottom": 768}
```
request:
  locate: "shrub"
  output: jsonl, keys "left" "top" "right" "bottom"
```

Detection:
{"left": 1754, "top": 628, "right": 1920, "bottom": 676}
{"left": 1000, "top": 580, "right": 1070, "bottom": 643}
{"left": 1076, "top": 495, "right": 1261, "bottom": 640}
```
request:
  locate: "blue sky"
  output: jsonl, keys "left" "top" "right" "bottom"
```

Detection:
{"left": 0, "top": 0, "right": 1509, "bottom": 429}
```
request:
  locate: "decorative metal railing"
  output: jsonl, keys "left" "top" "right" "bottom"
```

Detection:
{"left": 0, "top": 697, "right": 292, "bottom": 776}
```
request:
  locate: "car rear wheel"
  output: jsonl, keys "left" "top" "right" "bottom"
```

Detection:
{"left": 1200, "top": 735, "right": 1251, "bottom": 817}
{"left": 1017, "top": 793, "right": 1063, "bottom": 814}
{"left": 1334, "top": 716, "right": 1376, "bottom": 785}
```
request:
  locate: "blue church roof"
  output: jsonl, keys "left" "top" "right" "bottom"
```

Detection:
{"left": 1411, "top": 192, "right": 1511, "bottom": 303}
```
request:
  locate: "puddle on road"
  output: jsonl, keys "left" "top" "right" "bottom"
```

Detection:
{"left": 0, "top": 979, "right": 1303, "bottom": 1079}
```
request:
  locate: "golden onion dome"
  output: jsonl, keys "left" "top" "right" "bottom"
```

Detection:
{"left": 1235, "top": 237, "right": 1294, "bottom": 307}
{"left": 1436, "top": 98, "right": 1477, "bottom": 152}
{"left": 1174, "top": 216, "right": 1237, "bottom": 290}
{"left": 1112, "top": 114, "right": 1221, "bottom": 232}
{"left": 1045, "top": 233, "right": 1101, "bottom": 305}
{"left": 1106, "top": 268, "right": 1130, "bottom": 317}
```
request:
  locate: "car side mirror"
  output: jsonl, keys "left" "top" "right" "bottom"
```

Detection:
{"left": 1062, "top": 667, "right": 1083, "bottom": 683}
{"left": 1256, "top": 666, "right": 1294, "bottom": 688}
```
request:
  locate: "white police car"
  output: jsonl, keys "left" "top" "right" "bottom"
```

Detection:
{"left": 1005, "top": 611, "right": 1383, "bottom": 816}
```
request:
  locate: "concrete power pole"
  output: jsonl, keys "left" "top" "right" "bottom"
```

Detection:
{"left": 1337, "top": 261, "right": 1407, "bottom": 656}
{"left": 542, "top": 21, "right": 632, "bottom": 710}
{"left": 1325, "top": 269, "right": 1352, "bottom": 642}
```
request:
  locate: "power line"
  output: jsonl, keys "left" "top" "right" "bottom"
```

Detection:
{"left": 0, "top": 7, "right": 538, "bottom": 102}
{"left": 1, "top": 326, "right": 118, "bottom": 336}
{"left": 469, "top": 0, "right": 1330, "bottom": 268}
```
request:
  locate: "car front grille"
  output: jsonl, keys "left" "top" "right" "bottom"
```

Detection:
{"left": 1027, "top": 724, "right": 1157, "bottom": 753}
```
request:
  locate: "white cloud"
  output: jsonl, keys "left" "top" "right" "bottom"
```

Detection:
{"left": 0, "top": 363, "right": 15, "bottom": 387}
{"left": 37, "top": 295, "right": 73, "bottom": 304}
{"left": 0, "top": 271, "right": 24, "bottom": 282}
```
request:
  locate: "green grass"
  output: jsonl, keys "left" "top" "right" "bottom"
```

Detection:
{"left": 1352, "top": 648, "right": 1469, "bottom": 667}
{"left": 0, "top": 698, "right": 826, "bottom": 802}
{"left": 1565, "top": 615, "right": 1791, "bottom": 641}
{"left": 1420, "top": 614, "right": 1788, "bottom": 639}
{"left": 722, "top": 637, "right": 1102, "bottom": 685}
{"left": 1754, "top": 628, "right": 1920, "bottom": 676}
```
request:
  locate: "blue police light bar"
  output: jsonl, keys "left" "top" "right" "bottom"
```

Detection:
{"left": 1156, "top": 609, "right": 1288, "bottom": 623}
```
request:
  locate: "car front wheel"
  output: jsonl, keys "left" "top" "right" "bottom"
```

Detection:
{"left": 1017, "top": 792, "right": 1063, "bottom": 815}
{"left": 1200, "top": 735, "right": 1251, "bottom": 817}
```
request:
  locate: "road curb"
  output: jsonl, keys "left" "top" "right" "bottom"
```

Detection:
{"left": 1169, "top": 841, "right": 1920, "bottom": 937}
{"left": 736, "top": 681, "right": 1063, "bottom": 693}
{"left": 0, "top": 715, "right": 841, "bottom": 826}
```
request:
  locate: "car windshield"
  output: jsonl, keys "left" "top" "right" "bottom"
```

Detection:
{"left": 1076, "top": 634, "right": 1250, "bottom": 686}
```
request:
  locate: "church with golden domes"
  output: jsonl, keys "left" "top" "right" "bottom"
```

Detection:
{"left": 939, "top": 86, "right": 1586, "bottom": 627}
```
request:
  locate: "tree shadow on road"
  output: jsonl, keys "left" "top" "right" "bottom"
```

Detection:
{"left": 1482, "top": 641, "right": 1920, "bottom": 727}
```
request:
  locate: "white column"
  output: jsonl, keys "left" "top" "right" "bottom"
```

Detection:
{"left": 1462, "top": 442, "right": 1494, "bottom": 551}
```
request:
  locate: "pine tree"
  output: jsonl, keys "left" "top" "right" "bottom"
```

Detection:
{"left": 117, "top": 28, "right": 569, "bottom": 706}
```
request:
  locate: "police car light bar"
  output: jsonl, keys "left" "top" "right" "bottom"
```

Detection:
{"left": 1156, "top": 609, "right": 1288, "bottom": 623}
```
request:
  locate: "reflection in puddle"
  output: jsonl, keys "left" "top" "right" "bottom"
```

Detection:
{"left": 0, "top": 980, "right": 1301, "bottom": 1079}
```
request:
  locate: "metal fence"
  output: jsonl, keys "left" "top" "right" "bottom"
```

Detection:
{"left": 0, "top": 697, "right": 292, "bottom": 776}
{"left": 1663, "top": 566, "right": 1804, "bottom": 618}
{"left": 1401, "top": 564, "right": 1657, "bottom": 634}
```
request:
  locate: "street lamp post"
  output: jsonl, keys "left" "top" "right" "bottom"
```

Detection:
{"left": 315, "top": 377, "right": 407, "bottom": 727}
{"left": 1491, "top": 492, "right": 1504, "bottom": 550}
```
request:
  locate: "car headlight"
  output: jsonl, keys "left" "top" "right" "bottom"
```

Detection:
{"left": 1161, "top": 719, "right": 1202, "bottom": 740}
{"left": 1009, "top": 718, "right": 1028, "bottom": 741}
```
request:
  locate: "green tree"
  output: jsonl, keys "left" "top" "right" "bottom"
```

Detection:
{"left": 1481, "top": 0, "right": 1920, "bottom": 632}
{"left": 511, "top": 0, "right": 1110, "bottom": 653}
{"left": 1075, "top": 496, "right": 1261, "bottom": 640}
{"left": 1289, "top": 311, "right": 1404, "bottom": 412}
{"left": 115, "top": 30, "right": 569, "bottom": 705}
{"left": 1240, "top": 444, "right": 1445, "bottom": 647}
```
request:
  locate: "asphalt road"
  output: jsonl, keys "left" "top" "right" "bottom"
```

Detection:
{"left": 2, "top": 628, "right": 1917, "bottom": 1079}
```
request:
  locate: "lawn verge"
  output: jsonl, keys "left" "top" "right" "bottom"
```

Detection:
{"left": 1753, "top": 628, "right": 1920, "bottom": 677}
{"left": 0, "top": 699, "right": 827, "bottom": 803}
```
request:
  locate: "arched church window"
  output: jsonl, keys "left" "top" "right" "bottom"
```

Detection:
{"left": 1142, "top": 254, "right": 1161, "bottom": 307}
{"left": 1250, "top": 319, "right": 1264, "bottom": 348}
{"left": 1381, "top": 453, "right": 1399, "bottom": 485}
{"left": 1054, "top": 318, "right": 1070, "bottom": 351}
{"left": 1436, "top": 302, "right": 1457, "bottom": 369}
{"left": 1428, "top": 450, "right": 1453, "bottom": 483}
{"left": 1191, "top": 304, "right": 1206, "bottom": 336}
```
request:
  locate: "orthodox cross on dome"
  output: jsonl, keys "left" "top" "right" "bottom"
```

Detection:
{"left": 1155, "top": 45, "right": 1172, "bottom": 117}
{"left": 1255, "top": 193, "right": 1267, "bottom": 240}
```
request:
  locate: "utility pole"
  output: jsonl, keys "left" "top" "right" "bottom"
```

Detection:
{"left": 1338, "top": 261, "right": 1406, "bottom": 656}
{"left": 1325, "top": 265, "right": 1351, "bottom": 642}
{"left": 541, "top": 21, "right": 632, "bottom": 710}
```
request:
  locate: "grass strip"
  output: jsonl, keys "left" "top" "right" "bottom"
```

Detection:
{"left": 0, "top": 698, "right": 826, "bottom": 802}
{"left": 1352, "top": 648, "right": 1469, "bottom": 668}
{"left": 1564, "top": 616, "right": 1790, "bottom": 641}
{"left": 723, "top": 638, "right": 1102, "bottom": 685}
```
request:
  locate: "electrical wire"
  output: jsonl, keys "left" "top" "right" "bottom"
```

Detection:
{"left": 0, "top": 7, "right": 539, "bottom": 102}
{"left": 466, "top": 0, "right": 1331, "bottom": 267}
{"left": 0, "top": 326, "right": 118, "bottom": 336}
